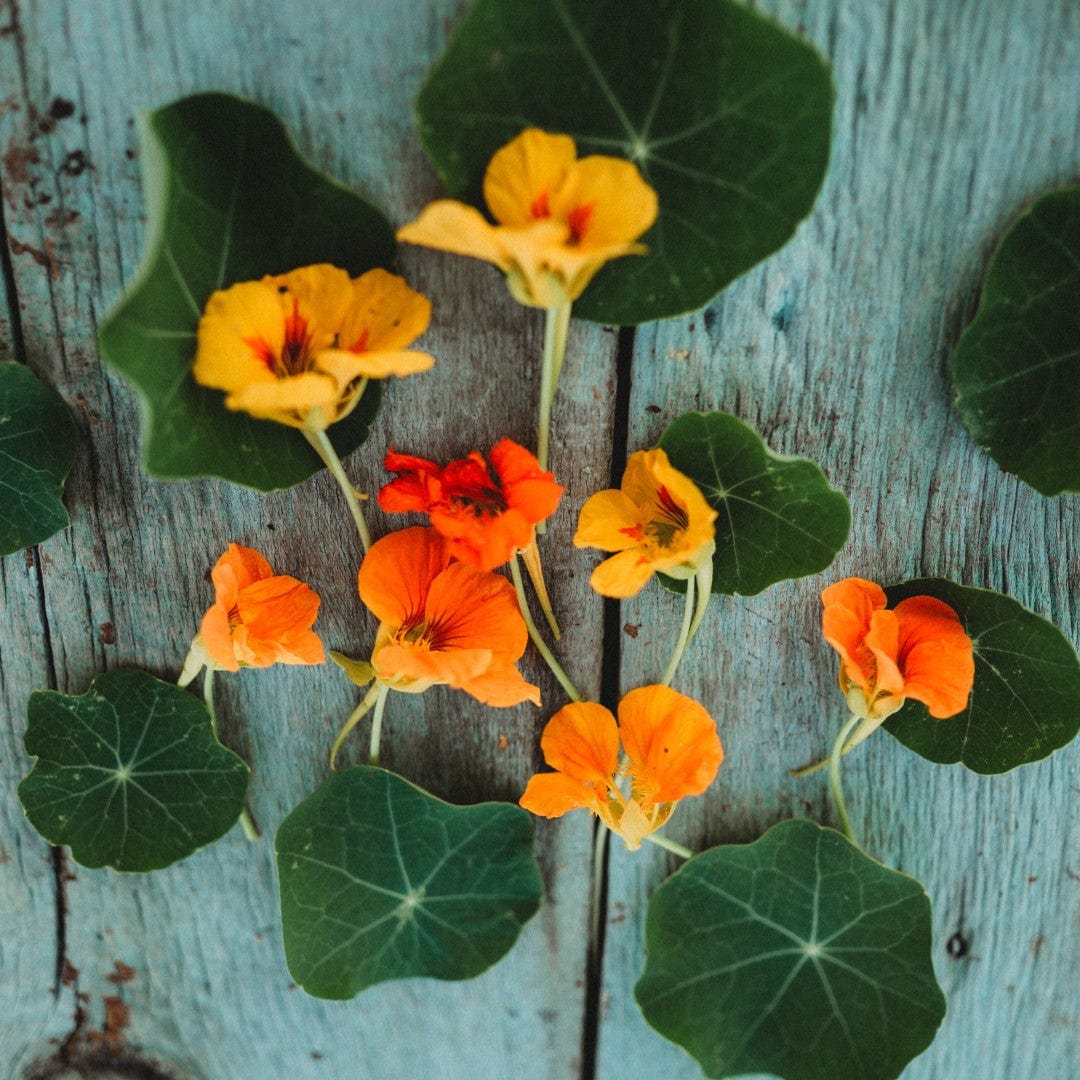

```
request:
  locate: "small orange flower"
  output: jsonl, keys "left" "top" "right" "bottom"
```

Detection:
{"left": 821, "top": 578, "right": 974, "bottom": 725}
{"left": 378, "top": 439, "right": 563, "bottom": 570}
{"left": 358, "top": 526, "right": 540, "bottom": 706}
{"left": 193, "top": 264, "right": 434, "bottom": 430}
{"left": 186, "top": 544, "right": 325, "bottom": 675}
{"left": 397, "top": 128, "right": 658, "bottom": 308}
{"left": 575, "top": 448, "right": 717, "bottom": 598}
{"left": 519, "top": 686, "right": 722, "bottom": 850}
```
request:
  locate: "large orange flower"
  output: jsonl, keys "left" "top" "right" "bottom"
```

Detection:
{"left": 187, "top": 544, "right": 325, "bottom": 675}
{"left": 397, "top": 128, "right": 657, "bottom": 308}
{"left": 519, "top": 686, "right": 722, "bottom": 850}
{"left": 378, "top": 439, "right": 563, "bottom": 570}
{"left": 358, "top": 526, "right": 540, "bottom": 706}
{"left": 821, "top": 578, "right": 974, "bottom": 726}
{"left": 575, "top": 448, "right": 717, "bottom": 598}
{"left": 194, "top": 264, "right": 434, "bottom": 430}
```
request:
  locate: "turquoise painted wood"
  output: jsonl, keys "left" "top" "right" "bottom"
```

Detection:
{"left": 0, "top": 2, "right": 1076, "bottom": 1080}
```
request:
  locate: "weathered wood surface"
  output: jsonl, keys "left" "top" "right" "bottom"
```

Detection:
{"left": 0, "top": 1, "right": 1076, "bottom": 1079}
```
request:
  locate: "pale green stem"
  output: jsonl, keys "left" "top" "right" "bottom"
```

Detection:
{"left": 330, "top": 683, "right": 383, "bottom": 770}
{"left": 588, "top": 823, "right": 609, "bottom": 952}
{"left": 790, "top": 715, "right": 877, "bottom": 777}
{"left": 369, "top": 684, "right": 390, "bottom": 767}
{"left": 686, "top": 559, "right": 713, "bottom": 643}
{"left": 645, "top": 832, "right": 695, "bottom": 860}
{"left": 660, "top": 573, "right": 696, "bottom": 688}
{"left": 536, "top": 300, "right": 572, "bottom": 481}
{"left": 302, "top": 424, "right": 371, "bottom": 553}
{"left": 520, "top": 533, "right": 561, "bottom": 640}
{"left": 202, "top": 669, "right": 260, "bottom": 842}
{"left": 509, "top": 552, "right": 581, "bottom": 702}
{"left": 829, "top": 713, "right": 863, "bottom": 846}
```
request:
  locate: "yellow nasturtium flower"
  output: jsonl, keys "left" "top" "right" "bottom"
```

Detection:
{"left": 194, "top": 264, "right": 434, "bottom": 430}
{"left": 397, "top": 128, "right": 658, "bottom": 308}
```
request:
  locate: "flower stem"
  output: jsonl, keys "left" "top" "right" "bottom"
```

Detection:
{"left": 303, "top": 425, "right": 371, "bottom": 553}
{"left": 369, "top": 685, "right": 390, "bottom": 767}
{"left": 686, "top": 559, "right": 713, "bottom": 643}
{"left": 536, "top": 301, "right": 572, "bottom": 477}
{"left": 520, "top": 533, "right": 561, "bottom": 640}
{"left": 330, "top": 683, "right": 383, "bottom": 770}
{"left": 201, "top": 669, "right": 260, "bottom": 842}
{"left": 510, "top": 552, "right": 581, "bottom": 702}
{"left": 645, "top": 832, "right": 695, "bottom": 860}
{"left": 829, "top": 713, "right": 863, "bottom": 846}
{"left": 588, "top": 822, "right": 609, "bottom": 954}
{"left": 660, "top": 573, "right": 696, "bottom": 688}
{"left": 790, "top": 716, "right": 876, "bottom": 777}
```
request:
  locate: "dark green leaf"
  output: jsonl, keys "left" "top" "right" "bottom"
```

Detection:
{"left": 636, "top": 819, "right": 945, "bottom": 1080}
{"left": 0, "top": 361, "right": 77, "bottom": 555}
{"left": 417, "top": 0, "right": 833, "bottom": 324}
{"left": 953, "top": 186, "right": 1080, "bottom": 495}
{"left": 658, "top": 410, "right": 849, "bottom": 595}
{"left": 98, "top": 92, "right": 393, "bottom": 492}
{"left": 19, "top": 668, "right": 249, "bottom": 871}
{"left": 276, "top": 766, "right": 541, "bottom": 999}
{"left": 883, "top": 578, "right": 1080, "bottom": 773}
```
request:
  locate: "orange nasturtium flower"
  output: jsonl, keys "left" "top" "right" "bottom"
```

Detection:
{"left": 397, "top": 128, "right": 658, "bottom": 308}
{"left": 193, "top": 264, "right": 434, "bottom": 430}
{"left": 520, "top": 686, "right": 722, "bottom": 850}
{"left": 821, "top": 578, "right": 974, "bottom": 732}
{"left": 378, "top": 438, "right": 564, "bottom": 570}
{"left": 358, "top": 526, "right": 540, "bottom": 706}
{"left": 575, "top": 448, "right": 717, "bottom": 598}
{"left": 182, "top": 544, "right": 325, "bottom": 678}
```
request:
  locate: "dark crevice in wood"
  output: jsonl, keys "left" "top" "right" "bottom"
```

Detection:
{"left": 0, "top": 204, "right": 30, "bottom": 365}
{"left": 50, "top": 846, "right": 70, "bottom": 996}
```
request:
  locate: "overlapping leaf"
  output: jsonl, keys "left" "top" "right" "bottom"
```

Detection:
{"left": 276, "top": 766, "right": 541, "bottom": 999}
{"left": 19, "top": 669, "right": 249, "bottom": 871}
{"left": 884, "top": 579, "right": 1080, "bottom": 773}
{"left": 636, "top": 819, "right": 945, "bottom": 1080}
{"left": 98, "top": 92, "right": 394, "bottom": 491}
{"left": 417, "top": 0, "right": 833, "bottom": 324}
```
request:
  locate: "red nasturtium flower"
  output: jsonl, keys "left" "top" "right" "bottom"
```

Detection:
{"left": 520, "top": 686, "right": 722, "bottom": 850}
{"left": 183, "top": 544, "right": 325, "bottom": 678}
{"left": 358, "top": 526, "right": 540, "bottom": 706}
{"left": 821, "top": 578, "right": 974, "bottom": 731}
{"left": 378, "top": 438, "right": 563, "bottom": 570}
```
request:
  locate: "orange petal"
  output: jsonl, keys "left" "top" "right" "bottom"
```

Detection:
{"left": 483, "top": 129, "right": 577, "bottom": 227}
{"left": 864, "top": 608, "right": 904, "bottom": 699}
{"left": 211, "top": 544, "right": 273, "bottom": 601}
{"left": 821, "top": 577, "right": 888, "bottom": 695}
{"left": 397, "top": 200, "right": 509, "bottom": 270}
{"left": 358, "top": 527, "right": 452, "bottom": 627}
{"left": 618, "top": 685, "right": 722, "bottom": 804}
{"left": 574, "top": 490, "right": 643, "bottom": 552}
{"left": 236, "top": 575, "right": 320, "bottom": 644}
{"left": 588, "top": 549, "right": 658, "bottom": 599}
{"left": 519, "top": 772, "right": 602, "bottom": 819}
{"left": 422, "top": 561, "right": 528, "bottom": 659}
{"left": 490, "top": 438, "right": 564, "bottom": 525}
{"left": 373, "top": 640, "right": 493, "bottom": 690}
{"left": 459, "top": 659, "right": 541, "bottom": 708}
{"left": 539, "top": 702, "right": 619, "bottom": 785}
{"left": 336, "top": 268, "right": 432, "bottom": 352}
{"left": 199, "top": 603, "right": 239, "bottom": 672}
{"left": 894, "top": 596, "right": 975, "bottom": 718}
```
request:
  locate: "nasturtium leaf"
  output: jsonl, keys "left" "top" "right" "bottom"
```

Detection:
{"left": 636, "top": 819, "right": 945, "bottom": 1080}
{"left": 276, "top": 766, "right": 541, "bottom": 999}
{"left": 0, "top": 361, "right": 77, "bottom": 555}
{"left": 19, "top": 668, "right": 249, "bottom": 871}
{"left": 98, "top": 92, "right": 394, "bottom": 492}
{"left": 953, "top": 186, "right": 1080, "bottom": 496}
{"left": 658, "top": 410, "right": 849, "bottom": 595}
{"left": 883, "top": 578, "right": 1080, "bottom": 773}
{"left": 417, "top": 0, "right": 833, "bottom": 324}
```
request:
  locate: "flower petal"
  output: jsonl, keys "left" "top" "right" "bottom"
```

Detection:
{"left": 459, "top": 659, "right": 541, "bottom": 707}
{"left": 551, "top": 154, "right": 658, "bottom": 248}
{"left": 519, "top": 771, "right": 603, "bottom": 819}
{"left": 358, "top": 527, "right": 452, "bottom": 627}
{"left": 316, "top": 348, "right": 434, "bottom": 382}
{"left": 397, "top": 200, "right": 510, "bottom": 269}
{"left": 224, "top": 371, "right": 342, "bottom": 428}
{"left": 336, "top": 268, "right": 431, "bottom": 352}
{"left": 821, "top": 577, "right": 889, "bottom": 695}
{"left": 863, "top": 608, "right": 904, "bottom": 700}
{"left": 199, "top": 603, "right": 240, "bottom": 673}
{"left": 588, "top": 548, "right": 658, "bottom": 598}
{"left": 490, "top": 438, "right": 564, "bottom": 524}
{"left": 211, "top": 543, "right": 273, "bottom": 600}
{"left": 574, "top": 490, "right": 643, "bottom": 551}
{"left": 483, "top": 128, "right": 577, "bottom": 227}
{"left": 894, "top": 596, "right": 975, "bottom": 718}
{"left": 373, "top": 640, "right": 493, "bottom": 690}
{"left": 539, "top": 701, "right": 620, "bottom": 785}
{"left": 422, "top": 561, "right": 527, "bottom": 659}
{"left": 194, "top": 281, "right": 284, "bottom": 393}
{"left": 236, "top": 575, "right": 320, "bottom": 646}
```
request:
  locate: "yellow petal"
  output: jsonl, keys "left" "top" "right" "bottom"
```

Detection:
{"left": 551, "top": 154, "right": 658, "bottom": 249}
{"left": 397, "top": 200, "right": 510, "bottom": 269}
{"left": 483, "top": 128, "right": 577, "bottom": 227}
{"left": 588, "top": 549, "right": 657, "bottom": 598}
{"left": 317, "top": 348, "right": 434, "bottom": 382}
{"left": 336, "top": 268, "right": 432, "bottom": 352}
{"left": 194, "top": 281, "right": 285, "bottom": 393}
{"left": 574, "top": 489, "right": 643, "bottom": 551}
{"left": 225, "top": 371, "right": 341, "bottom": 428}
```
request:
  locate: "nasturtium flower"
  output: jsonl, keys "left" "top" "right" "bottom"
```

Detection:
{"left": 378, "top": 438, "right": 563, "bottom": 570}
{"left": 520, "top": 686, "right": 722, "bottom": 850}
{"left": 575, "top": 448, "right": 717, "bottom": 598}
{"left": 193, "top": 264, "right": 434, "bottom": 430}
{"left": 358, "top": 526, "right": 540, "bottom": 706}
{"left": 397, "top": 128, "right": 658, "bottom": 309}
{"left": 183, "top": 543, "right": 325, "bottom": 677}
{"left": 821, "top": 578, "right": 975, "bottom": 726}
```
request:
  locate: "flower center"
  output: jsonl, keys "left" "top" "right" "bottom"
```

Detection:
{"left": 566, "top": 202, "right": 595, "bottom": 244}
{"left": 243, "top": 298, "right": 315, "bottom": 378}
{"left": 645, "top": 485, "right": 690, "bottom": 548}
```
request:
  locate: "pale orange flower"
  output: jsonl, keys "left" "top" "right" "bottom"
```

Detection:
{"left": 519, "top": 686, "right": 722, "bottom": 850}
{"left": 194, "top": 264, "right": 433, "bottom": 430}
{"left": 398, "top": 128, "right": 657, "bottom": 308}
{"left": 358, "top": 526, "right": 540, "bottom": 706}
{"left": 821, "top": 578, "right": 974, "bottom": 729}
{"left": 575, "top": 448, "right": 717, "bottom": 598}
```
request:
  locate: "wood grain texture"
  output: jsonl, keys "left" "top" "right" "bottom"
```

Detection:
{"left": 598, "top": 1, "right": 1080, "bottom": 1078}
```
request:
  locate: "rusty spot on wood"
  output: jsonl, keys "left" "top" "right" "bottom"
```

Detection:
{"left": 2, "top": 140, "right": 40, "bottom": 185}
{"left": 623, "top": 622, "right": 640, "bottom": 638}
{"left": 44, "top": 206, "right": 79, "bottom": 229}
{"left": 7, "top": 234, "right": 59, "bottom": 278}
{"left": 1030, "top": 933, "right": 1047, "bottom": 958}
{"left": 60, "top": 959, "right": 79, "bottom": 986}
{"left": 946, "top": 931, "right": 970, "bottom": 959}
{"left": 106, "top": 960, "right": 136, "bottom": 985}
{"left": 645, "top": 404, "right": 661, "bottom": 414}
{"left": 25, "top": 547, "right": 34, "bottom": 569}
{"left": 88, "top": 995, "right": 130, "bottom": 1048}
{"left": 99, "top": 622, "right": 116, "bottom": 646}
{"left": 49, "top": 97, "right": 76, "bottom": 121}
{"left": 59, "top": 149, "right": 91, "bottom": 177}
{"left": 497, "top": 732, "right": 509, "bottom": 750}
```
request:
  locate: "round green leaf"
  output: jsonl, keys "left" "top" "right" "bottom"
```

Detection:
{"left": 276, "top": 766, "right": 541, "bottom": 999}
{"left": 98, "top": 92, "right": 394, "bottom": 492}
{"left": 416, "top": 0, "right": 833, "bottom": 324}
{"left": 953, "top": 186, "right": 1080, "bottom": 496}
{"left": 0, "top": 361, "right": 77, "bottom": 555}
{"left": 19, "top": 668, "right": 250, "bottom": 872}
{"left": 635, "top": 819, "right": 946, "bottom": 1080}
{"left": 658, "top": 410, "right": 850, "bottom": 595}
{"left": 883, "top": 578, "right": 1080, "bottom": 773}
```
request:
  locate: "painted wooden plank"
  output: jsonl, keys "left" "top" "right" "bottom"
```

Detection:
{"left": 598, "top": 1, "right": 1080, "bottom": 1078}
{"left": 0, "top": 0, "right": 611, "bottom": 1076}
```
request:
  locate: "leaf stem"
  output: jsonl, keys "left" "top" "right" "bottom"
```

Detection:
{"left": 202, "top": 668, "right": 260, "bottom": 842}
{"left": 686, "top": 559, "right": 713, "bottom": 643}
{"left": 537, "top": 301, "right": 572, "bottom": 480}
{"left": 790, "top": 716, "right": 876, "bottom": 777}
{"left": 302, "top": 425, "right": 371, "bottom": 553}
{"left": 330, "top": 683, "right": 383, "bottom": 770}
{"left": 369, "top": 684, "right": 390, "bottom": 767}
{"left": 645, "top": 832, "right": 695, "bottom": 860}
{"left": 660, "top": 572, "right": 696, "bottom": 688}
{"left": 510, "top": 552, "right": 581, "bottom": 702}
{"left": 829, "top": 713, "right": 863, "bottom": 846}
